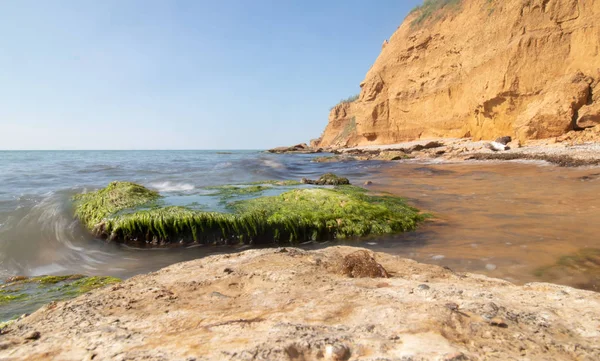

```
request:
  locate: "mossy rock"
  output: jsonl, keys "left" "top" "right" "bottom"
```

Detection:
{"left": 1, "top": 275, "right": 120, "bottom": 322}
{"left": 74, "top": 179, "right": 426, "bottom": 246}
{"left": 74, "top": 181, "right": 160, "bottom": 230}
{"left": 301, "top": 173, "right": 350, "bottom": 185}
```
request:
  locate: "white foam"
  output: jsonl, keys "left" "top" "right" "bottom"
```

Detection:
{"left": 213, "top": 162, "right": 232, "bottom": 169}
{"left": 149, "top": 181, "right": 195, "bottom": 192}
{"left": 262, "top": 159, "right": 284, "bottom": 169}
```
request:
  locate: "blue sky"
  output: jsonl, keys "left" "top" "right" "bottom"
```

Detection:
{"left": 0, "top": 0, "right": 421, "bottom": 150}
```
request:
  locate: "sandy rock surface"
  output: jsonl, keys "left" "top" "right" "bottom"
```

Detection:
{"left": 1, "top": 246, "right": 599, "bottom": 360}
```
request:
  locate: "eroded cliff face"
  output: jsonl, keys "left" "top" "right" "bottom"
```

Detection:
{"left": 318, "top": 0, "right": 600, "bottom": 148}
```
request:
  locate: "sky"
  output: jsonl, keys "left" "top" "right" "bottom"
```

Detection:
{"left": 0, "top": 0, "right": 422, "bottom": 150}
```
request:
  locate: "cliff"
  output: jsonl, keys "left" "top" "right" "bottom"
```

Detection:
{"left": 1, "top": 247, "right": 599, "bottom": 360}
{"left": 318, "top": 0, "right": 600, "bottom": 148}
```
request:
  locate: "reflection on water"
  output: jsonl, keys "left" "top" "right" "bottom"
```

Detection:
{"left": 357, "top": 161, "right": 600, "bottom": 290}
{"left": 0, "top": 150, "right": 599, "bottom": 292}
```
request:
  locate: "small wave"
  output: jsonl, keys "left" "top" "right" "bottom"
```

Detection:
{"left": 213, "top": 162, "right": 232, "bottom": 169}
{"left": 261, "top": 159, "right": 284, "bottom": 169}
{"left": 149, "top": 182, "right": 195, "bottom": 192}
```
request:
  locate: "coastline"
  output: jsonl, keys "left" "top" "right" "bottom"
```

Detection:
{"left": 308, "top": 137, "right": 600, "bottom": 167}
{"left": 1, "top": 246, "right": 599, "bottom": 360}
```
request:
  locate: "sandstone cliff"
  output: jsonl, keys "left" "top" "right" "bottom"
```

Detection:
{"left": 318, "top": 0, "right": 600, "bottom": 148}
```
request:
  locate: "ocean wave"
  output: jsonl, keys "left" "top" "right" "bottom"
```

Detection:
{"left": 213, "top": 162, "right": 232, "bottom": 169}
{"left": 148, "top": 181, "right": 195, "bottom": 192}
{"left": 261, "top": 159, "right": 284, "bottom": 169}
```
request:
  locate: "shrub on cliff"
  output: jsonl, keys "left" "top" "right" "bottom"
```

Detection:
{"left": 410, "top": 0, "right": 462, "bottom": 26}
{"left": 330, "top": 94, "right": 359, "bottom": 110}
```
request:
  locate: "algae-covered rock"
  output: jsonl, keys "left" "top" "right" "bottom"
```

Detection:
{"left": 74, "top": 178, "right": 425, "bottom": 246}
{"left": 300, "top": 173, "right": 350, "bottom": 185}
{"left": 74, "top": 181, "right": 160, "bottom": 231}
{"left": 0, "top": 275, "right": 120, "bottom": 322}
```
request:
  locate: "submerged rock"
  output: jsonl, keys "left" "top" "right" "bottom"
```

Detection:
{"left": 1, "top": 246, "right": 599, "bottom": 360}
{"left": 0, "top": 275, "right": 120, "bottom": 322}
{"left": 73, "top": 179, "right": 424, "bottom": 246}
{"left": 300, "top": 173, "right": 350, "bottom": 185}
{"left": 534, "top": 248, "right": 600, "bottom": 291}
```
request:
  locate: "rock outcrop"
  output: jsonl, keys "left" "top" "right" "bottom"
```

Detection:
{"left": 317, "top": 0, "right": 600, "bottom": 148}
{"left": 268, "top": 143, "right": 323, "bottom": 154}
{"left": 1, "top": 247, "right": 599, "bottom": 360}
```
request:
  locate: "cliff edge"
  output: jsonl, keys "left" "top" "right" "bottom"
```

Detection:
{"left": 318, "top": 0, "right": 600, "bottom": 148}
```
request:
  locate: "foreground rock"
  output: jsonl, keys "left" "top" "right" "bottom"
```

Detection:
{"left": 74, "top": 180, "right": 425, "bottom": 246}
{"left": 316, "top": 0, "right": 600, "bottom": 148}
{"left": 1, "top": 247, "right": 599, "bottom": 360}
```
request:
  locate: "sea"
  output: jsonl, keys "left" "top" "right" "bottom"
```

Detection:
{"left": 1, "top": 150, "right": 599, "bottom": 291}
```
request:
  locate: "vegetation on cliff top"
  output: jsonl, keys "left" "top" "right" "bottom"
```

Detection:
{"left": 74, "top": 180, "right": 426, "bottom": 246}
{"left": 410, "top": 0, "right": 462, "bottom": 27}
{"left": 330, "top": 94, "right": 360, "bottom": 110}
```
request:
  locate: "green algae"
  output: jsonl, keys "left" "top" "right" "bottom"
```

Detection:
{"left": 36, "top": 275, "right": 85, "bottom": 284}
{"left": 301, "top": 173, "right": 350, "bottom": 185}
{"left": 74, "top": 181, "right": 160, "bottom": 229}
{"left": 74, "top": 182, "right": 160, "bottom": 228}
{"left": 0, "top": 319, "right": 15, "bottom": 331}
{"left": 248, "top": 180, "right": 302, "bottom": 186}
{"left": 0, "top": 275, "right": 122, "bottom": 322}
{"left": 52, "top": 276, "right": 121, "bottom": 295}
{"left": 207, "top": 185, "right": 270, "bottom": 200}
{"left": 0, "top": 291, "right": 27, "bottom": 305}
{"left": 75, "top": 180, "right": 426, "bottom": 246}
{"left": 232, "top": 186, "right": 425, "bottom": 242}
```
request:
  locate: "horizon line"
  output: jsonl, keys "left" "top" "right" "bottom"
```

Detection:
{"left": 0, "top": 149, "right": 267, "bottom": 151}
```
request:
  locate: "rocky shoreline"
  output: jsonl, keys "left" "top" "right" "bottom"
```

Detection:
{"left": 1, "top": 246, "right": 599, "bottom": 360}
{"left": 307, "top": 136, "right": 600, "bottom": 168}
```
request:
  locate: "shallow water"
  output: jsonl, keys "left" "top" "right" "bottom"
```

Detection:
{"left": 0, "top": 150, "right": 382, "bottom": 280}
{"left": 359, "top": 161, "right": 600, "bottom": 289}
{"left": 1, "top": 151, "right": 599, "bottom": 293}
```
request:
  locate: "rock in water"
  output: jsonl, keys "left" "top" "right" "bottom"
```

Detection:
{"left": 300, "top": 173, "right": 351, "bottom": 186}
{"left": 495, "top": 136, "right": 512, "bottom": 145}
{"left": 73, "top": 180, "right": 424, "bottom": 246}
{"left": 486, "top": 141, "right": 510, "bottom": 152}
